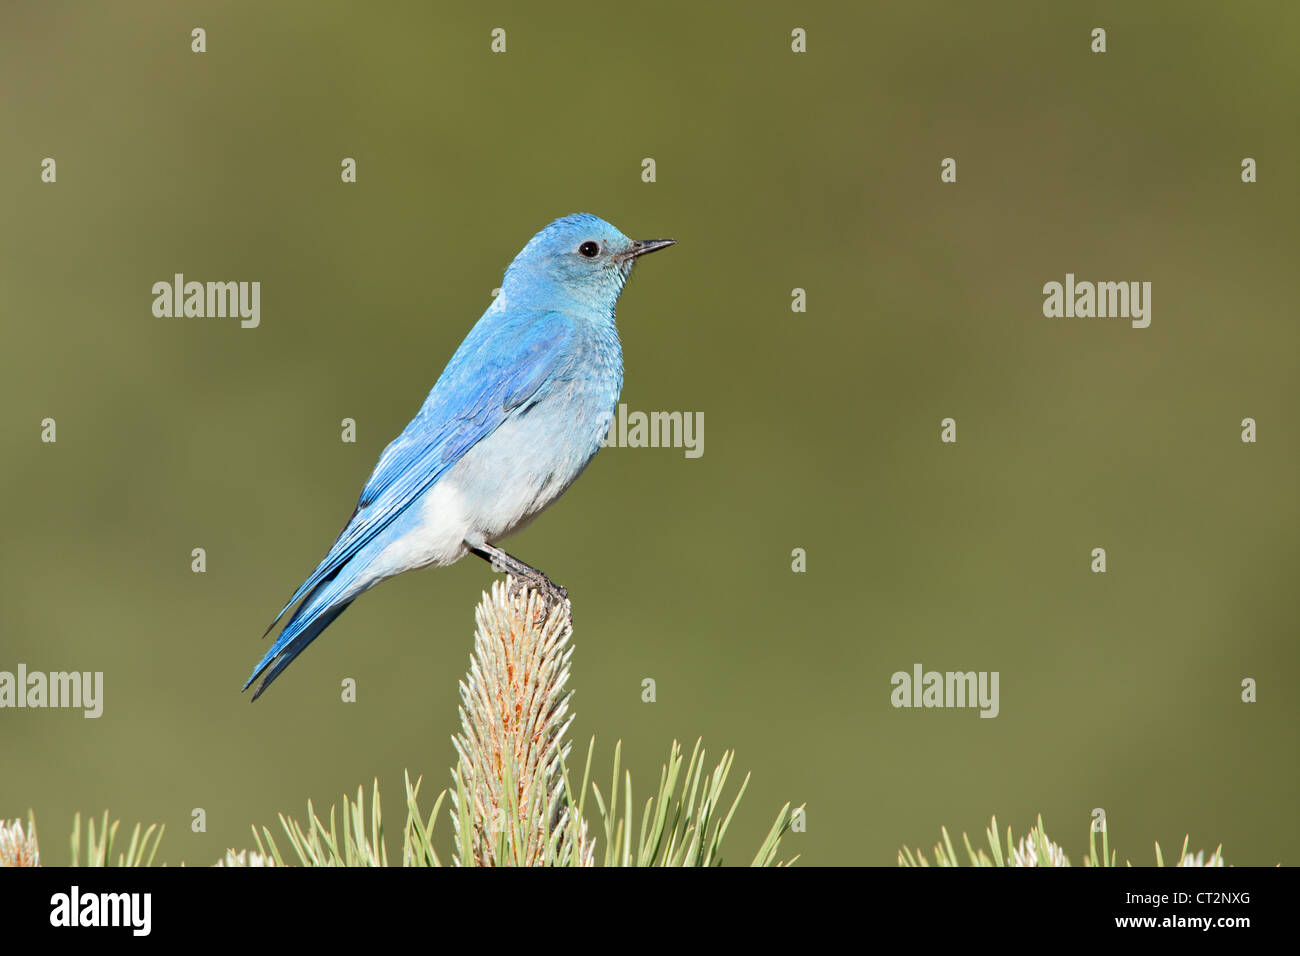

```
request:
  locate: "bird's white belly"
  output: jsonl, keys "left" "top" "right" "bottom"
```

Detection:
{"left": 364, "top": 405, "right": 603, "bottom": 582}
{"left": 453, "top": 410, "right": 598, "bottom": 543}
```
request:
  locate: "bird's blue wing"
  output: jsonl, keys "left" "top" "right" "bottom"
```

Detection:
{"left": 246, "top": 309, "right": 575, "bottom": 693}
{"left": 344, "top": 317, "right": 571, "bottom": 554}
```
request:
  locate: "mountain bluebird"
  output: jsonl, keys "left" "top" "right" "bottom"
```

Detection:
{"left": 244, "top": 213, "right": 674, "bottom": 700}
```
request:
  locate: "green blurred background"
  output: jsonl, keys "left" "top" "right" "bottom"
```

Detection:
{"left": 1, "top": 1, "right": 1296, "bottom": 866}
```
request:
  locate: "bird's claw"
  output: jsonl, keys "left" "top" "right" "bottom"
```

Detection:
{"left": 507, "top": 573, "right": 569, "bottom": 622}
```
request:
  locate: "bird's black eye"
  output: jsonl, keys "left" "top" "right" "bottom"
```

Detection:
{"left": 578, "top": 241, "right": 600, "bottom": 258}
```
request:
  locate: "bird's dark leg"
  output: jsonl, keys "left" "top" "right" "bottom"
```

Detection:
{"left": 469, "top": 542, "right": 569, "bottom": 612}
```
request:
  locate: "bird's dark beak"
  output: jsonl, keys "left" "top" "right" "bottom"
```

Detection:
{"left": 624, "top": 238, "right": 676, "bottom": 259}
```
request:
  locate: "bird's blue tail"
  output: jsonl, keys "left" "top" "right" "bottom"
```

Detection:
{"left": 244, "top": 588, "right": 355, "bottom": 701}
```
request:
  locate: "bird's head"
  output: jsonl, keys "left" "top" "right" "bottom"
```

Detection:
{"left": 502, "top": 213, "right": 674, "bottom": 312}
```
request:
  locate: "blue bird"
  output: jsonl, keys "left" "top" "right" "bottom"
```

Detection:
{"left": 244, "top": 213, "right": 674, "bottom": 700}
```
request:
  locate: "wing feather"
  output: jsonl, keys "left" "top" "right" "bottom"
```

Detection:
{"left": 259, "top": 310, "right": 575, "bottom": 636}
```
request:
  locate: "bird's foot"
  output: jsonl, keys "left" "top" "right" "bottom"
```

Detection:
{"left": 473, "top": 543, "right": 571, "bottom": 623}
{"left": 507, "top": 571, "right": 569, "bottom": 622}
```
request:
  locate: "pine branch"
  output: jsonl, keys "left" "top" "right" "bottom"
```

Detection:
{"left": 449, "top": 577, "right": 592, "bottom": 866}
